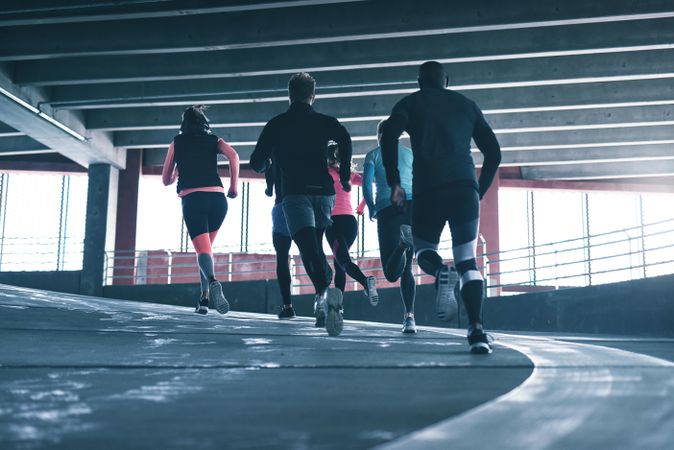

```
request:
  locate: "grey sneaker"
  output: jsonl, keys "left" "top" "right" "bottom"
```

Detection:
{"left": 365, "top": 276, "right": 379, "bottom": 306}
{"left": 402, "top": 314, "right": 417, "bottom": 334}
{"left": 435, "top": 265, "right": 458, "bottom": 322}
{"left": 399, "top": 224, "right": 413, "bottom": 249}
{"left": 209, "top": 280, "right": 229, "bottom": 315}
{"left": 325, "top": 288, "right": 344, "bottom": 337}
{"left": 314, "top": 291, "right": 328, "bottom": 328}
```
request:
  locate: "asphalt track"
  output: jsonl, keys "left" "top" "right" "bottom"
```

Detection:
{"left": 0, "top": 284, "right": 672, "bottom": 449}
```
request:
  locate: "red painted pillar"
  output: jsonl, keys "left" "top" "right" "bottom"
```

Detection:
{"left": 478, "top": 168, "right": 500, "bottom": 294}
{"left": 112, "top": 150, "right": 142, "bottom": 285}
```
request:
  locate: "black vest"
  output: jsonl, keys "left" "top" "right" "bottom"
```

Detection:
{"left": 173, "top": 133, "right": 223, "bottom": 193}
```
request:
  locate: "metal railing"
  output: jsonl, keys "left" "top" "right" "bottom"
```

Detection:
{"left": 487, "top": 217, "right": 674, "bottom": 295}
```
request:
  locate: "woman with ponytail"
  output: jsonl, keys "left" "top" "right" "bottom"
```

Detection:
{"left": 162, "top": 105, "right": 240, "bottom": 315}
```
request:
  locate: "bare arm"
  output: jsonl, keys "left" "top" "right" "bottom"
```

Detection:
{"left": 161, "top": 142, "right": 178, "bottom": 186}
{"left": 218, "top": 138, "right": 240, "bottom": 198}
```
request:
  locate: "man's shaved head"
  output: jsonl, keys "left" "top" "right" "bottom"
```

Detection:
{"left": 418, "top": 61, "right": 447, "bottom": 88}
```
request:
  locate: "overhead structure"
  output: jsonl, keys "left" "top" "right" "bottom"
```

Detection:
{"left": 1, "top": 0, "right": 674, "bottom": 181}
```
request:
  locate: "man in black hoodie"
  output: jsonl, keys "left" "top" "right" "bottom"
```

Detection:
{"left": 381, "top": 61, "right": 502, "bottom": 354}
{"left": 250, "top": 72, "right": 353, "bottom": 337}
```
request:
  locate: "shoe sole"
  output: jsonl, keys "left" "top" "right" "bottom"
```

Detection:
{"left": 470, "top": 342, "right": 492, "bottom": 354}
{"left": 366, "top": 277, "right": 379, "bottom": 306}
{"left": 325, "top": 288, "right": 344, "bottom": 337}
{"left": 436, "top": 267, "right": 458, "bottom": 322}
{"left": 399, "top": 224, "right": 414, "bottom": 249}
{"left": 402, "top": 326, "right": 417, "bottom": 334}
{"left": 195, "top": 305, "right": 208, "bottom": 315}
{"left": 209, "top": 281, "right": 230, "bottom": 315}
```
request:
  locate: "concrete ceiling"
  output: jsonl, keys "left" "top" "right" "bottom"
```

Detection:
{"left": 1, "top": 0, "right": 674, "bottom": 181}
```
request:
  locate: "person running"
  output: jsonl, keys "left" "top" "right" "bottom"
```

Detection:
{"left": 264, "top": 160, "right": 296, "bottom": 319}
{"left": 381, "top": 61, "right": 501, "bottom": 354}
{"left": 250, "top": 72, "right": 353, "bottom": 337}
{"left": 325, "top": 143, "right": 378, "bottom": 305}
{"left": 162, "top": 105, "right": 240, "bottom": 315}
{"left": 360, "top": 119, "right": 417, "bottom": 333}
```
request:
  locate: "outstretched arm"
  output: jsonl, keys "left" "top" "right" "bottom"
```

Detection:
{"left": 218, "top": 138, "right": 240, "bottom": 198}
{"left": 161, "top": 142, "right": 178, "bottom": 186}
{"left": 473, "top": 105, "right": 502, "bottom": 199}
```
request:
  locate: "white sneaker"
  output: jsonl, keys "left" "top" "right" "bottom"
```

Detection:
{"left": 402, "top": 314, "right": 417, "bottom": 334}
{"left": 325, "top": 288, "right": 344, "bottom": 337}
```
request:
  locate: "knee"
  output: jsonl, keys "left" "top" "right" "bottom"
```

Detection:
{"left": 383, "top": 270, "right": 398, "bottom": 283}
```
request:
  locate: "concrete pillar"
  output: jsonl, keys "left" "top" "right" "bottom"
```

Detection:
{"left": 112, "top": 151, "right": 142, "bottom": 285}
{"left": 80, "top": 163, "right": 119, "bottom": 296}
{"left": 479, "top": 169, "right": 500, "bottom": 293}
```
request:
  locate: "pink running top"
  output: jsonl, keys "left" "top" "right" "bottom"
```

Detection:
{"left": 328, "top": 166, "right": 364, "bottom": 216}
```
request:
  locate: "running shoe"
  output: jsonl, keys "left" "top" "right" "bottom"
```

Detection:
{"left": 365, "top": 276, "right": 379, "bottom": 306}
{"left": 314, "top": 291, "right": 328, "bottom": 328}
{"left": 277, "top": 305, "right": 296, "bottom": 319}
{"left": 467, "top": 324, "right": 493, "bottom": 354}
{"left": 399, "top": 224, "right": 414, "bottom": 249}
{"left": 402, "top": 314, "right": 417, "bottom": 334}
{"left": 194, "top": 297, "right": 209, "bottom": 315}
{"left": 435, "top": 265, "right": 458, "bottom": 322}
{"left": 325, "top": 288, "right": 344, "bottom": 337}
{"left": 208, "top": 279, "right": 230, "bottom": 315}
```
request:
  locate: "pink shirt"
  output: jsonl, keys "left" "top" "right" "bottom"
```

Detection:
{"left": 329, "top": 166, "right": 364, "bottom": 216}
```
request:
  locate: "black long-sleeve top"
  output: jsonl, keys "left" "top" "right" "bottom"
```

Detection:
{"left": 250, "top": 102, "right": 352, "bottom": 196}
{"left": 381, "top": 87, "right": 501, "bottom": 199}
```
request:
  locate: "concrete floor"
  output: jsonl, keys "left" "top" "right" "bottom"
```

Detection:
{"left": 0, "top": 283, "right": 672, "bottom": 449}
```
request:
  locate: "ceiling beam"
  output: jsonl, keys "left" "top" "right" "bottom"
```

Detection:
{"left": 85, "top": 78, "right": 674, "bottom": 131}
{"left": 3, "top": 0, "right": 673, "bottom": 61}
{"left": 0, "top": 135, "right": 52, "bottom": 155}
{"left": 112, "top": 104, "right": 674, "bottom": 148}
{"left": 13, "top": 16, "right": 674, "bottom": 86}
{"left": 521, "top": 160, "right": 674, "bottom": 180}
{"left": 43, "top": 49, "right": 674, "bottom": 110}
{"left": 0, "top": 122, "right": 23, "bottom": 138}
{"left": 0, "top": 1, "right": 368, "bottom": 27}
{"left": 0, "top": 67, "right": 125, "bottom": 168}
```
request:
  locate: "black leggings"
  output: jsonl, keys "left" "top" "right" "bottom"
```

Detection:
{"left": 325, "top": 215, "right": 368, "bottom": 292}
{"left": 273, "top": 233, "right": 292, "bottom": 306}
{"left": 377, "top": 203, "right": 415, "bottom": 314}
{"left": 412, "top": 183, "right": 484, "bottom": 325}
{"left": 181, "top": 192, "right": 228, "bottom": 239}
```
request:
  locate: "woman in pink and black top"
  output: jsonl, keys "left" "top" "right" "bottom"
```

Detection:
{"left": 162, "top": 106, "right": 240, "bottom": 315}
{"left": 325, "top": 143, "right": 379, "bottom": 305}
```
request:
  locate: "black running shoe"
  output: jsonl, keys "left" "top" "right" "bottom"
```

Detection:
{"left": 195, "top": 298, "right": 208, "bottom": 315}
{"left": 209, "top": 279, "right": 230, "bottom": 315}
{"left": 278, "top": 305, "right": 296, "bottom": 319}
{"left": 467, "top": 324, "right": 493, "bottom": 354}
